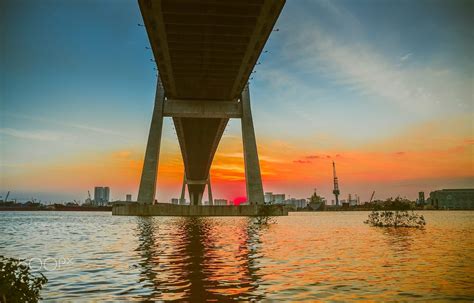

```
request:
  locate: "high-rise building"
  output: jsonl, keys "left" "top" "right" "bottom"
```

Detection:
{"left": 171, "top": 198, "right": 179, "bottom": 204}
{"left": 94, "top": 187, "right": 110, "bottom": 206}
{"left": 126, "top": 194, "right": 132, "bottom": 202}
{"left": 418, "top": 192, "right": 425, "bottom": 205}
{"left": 104, "top": 187, "right": 110, "bottom": 203}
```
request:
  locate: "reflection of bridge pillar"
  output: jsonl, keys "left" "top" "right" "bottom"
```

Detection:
{"left": 241, "top": 85, "right": 264, "bottom": 204}
{"left": 137, "top": 78, "right": 165, "bottom": 204}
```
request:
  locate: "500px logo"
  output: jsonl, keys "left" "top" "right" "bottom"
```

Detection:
{"left": 19, "top": 257, "right": 74, "bottom": 271}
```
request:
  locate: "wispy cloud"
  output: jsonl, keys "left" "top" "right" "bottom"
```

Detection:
{"left": 0, "top": 128, "right": 63, "bottom": 141}
{"left": 296, "top": 31, "right": 470, "bottom": 113}
{"left": 293, "top": 159, "right": 312, "bottom": 164}
{"left": 400, "top": 53, "right": 412, "bottom": 61}
{"left": 1, "top": 112, "right": 131, "bottom": 138}
{"left": 276, "top": 1, "right": 473, "bottom": 115}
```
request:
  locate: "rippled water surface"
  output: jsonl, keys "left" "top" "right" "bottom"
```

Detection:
{"left": 1, "top": 211, "right": 473, "bottom": 301}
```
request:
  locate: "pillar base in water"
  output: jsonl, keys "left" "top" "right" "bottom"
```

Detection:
{"left": 112, "top": 202, "right": 289, "bottom": 216}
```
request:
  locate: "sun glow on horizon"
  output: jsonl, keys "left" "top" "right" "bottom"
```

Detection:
{"left": 1, "top": 0, "right": 472, "bottom": 203}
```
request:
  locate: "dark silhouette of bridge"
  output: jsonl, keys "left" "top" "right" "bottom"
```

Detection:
{"left": 136, "top": 0, "right": 285, "bottom": 206}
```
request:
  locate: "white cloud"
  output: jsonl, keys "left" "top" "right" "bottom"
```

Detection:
{"left": 0, "top": 128, "right": 63, "bottom": 141}
{"left": 400, "top": 53, "right": 412, "bottom": 61}
{"left": 278, "top": 1, "right": 473, "bottom": 116}
{"left": 1, "top": 112, "right": 130, "bottom": 138}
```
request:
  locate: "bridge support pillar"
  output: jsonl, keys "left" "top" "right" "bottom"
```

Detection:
{"left": 207, "top": 175, "right": 213, "bottom": 205}
{"left": 180, "top": 172, "right": 214, "bottom": 205}
{"left": 241, "top": 85, "right": 264, "bottom": 204}
{"left": 179, "top": 173, "right": 186, "bottom": 204}
{"left": 137, "top": 78, "right": 165, "bottom": 204}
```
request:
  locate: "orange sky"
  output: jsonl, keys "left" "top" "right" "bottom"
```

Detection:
{"left": 2, "top": 0, "right": 473, "bottom": 204}
{"left": 3, "top": 113, "right": 472, "bottom": 203}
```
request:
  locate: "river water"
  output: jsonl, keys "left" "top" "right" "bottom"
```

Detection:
{"left": 0, "top": 211, "right": 473, "bottom": 301}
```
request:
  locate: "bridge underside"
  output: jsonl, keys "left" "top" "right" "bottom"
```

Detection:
{"left": 174, "top": 117, "right": 227, "bottom": 204}
{"left": 136, "top": 0, "right": 285, "bottom": 205}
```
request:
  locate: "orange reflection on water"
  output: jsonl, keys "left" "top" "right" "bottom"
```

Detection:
{"left": 4, "top": 211, "right": 471, "bottom": 301}
{"left": 128, "top": 212, "right": 473, "bottom": 301}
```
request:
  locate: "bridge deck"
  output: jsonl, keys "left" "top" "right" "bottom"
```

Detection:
{"left": 139, "top": 0, "right": 285, "bottom": 100}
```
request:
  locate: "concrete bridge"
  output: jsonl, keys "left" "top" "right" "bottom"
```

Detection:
{"left": 136, "top": 0, "right": 285, "bottom": 206}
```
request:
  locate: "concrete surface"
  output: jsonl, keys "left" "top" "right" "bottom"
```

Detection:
{"left": 112, "top": 202, "right": 289, "bottom": 216}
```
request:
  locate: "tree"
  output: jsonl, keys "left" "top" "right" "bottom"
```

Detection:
{"left": 0, "top": 256, "right": 47, "bottom": 302}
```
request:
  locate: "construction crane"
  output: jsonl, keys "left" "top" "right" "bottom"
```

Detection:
{"left": 332, "top": 161, "right": 340, "bottom": 206}
{"left": 85, "top": 191, "right": 92, "bottom": 205}
{"left": 4, "top": 191, "right": 10, "bottom": 202}
{"left": 369, "top": 191, "right": 375, "bottom": 203}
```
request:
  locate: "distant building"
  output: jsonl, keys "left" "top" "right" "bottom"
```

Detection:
{"left": 171, "top": 198, "right": 179, "bottom": 204}
{"left": 214, "top": 199, "right": 228, "bottom": 206}
{"left": 285, "top": 198, "right": 308, "bottom": 208}
{"left": 126, "top": 194, "right": 132, "bottom": 202}
{"left": 417, "top": 192, "right": 425, "bottom": 205}
{"left": 274, "top": 194, "right": 285, "bottom": 204}
{"left": 428, "top": 189, "right": 474, "bottom": 209}
{"left": 264, "top": 192, "right": 286, "bottom": 204}
{"left": 347, "top": 194, "right": 358, "bottom": 206}
{"left": 104, "top": 187, "right": 110, "bottom": 203}
{"left": 264, "top": 192, "right": 273, "bottom": 203}
{"left": 94, "top": 187, "right": 110, "bottom": 206}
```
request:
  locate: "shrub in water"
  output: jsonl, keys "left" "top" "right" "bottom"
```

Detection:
{"left": 364, "top": 210, "right": 426, "bottom": 228}
{"left": 0, "top": 255, "right": 48, "bottom": 303}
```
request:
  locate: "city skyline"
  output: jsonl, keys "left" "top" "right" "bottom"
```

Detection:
{"left": 1, "top": 0, "right": 473, "bottom": 203}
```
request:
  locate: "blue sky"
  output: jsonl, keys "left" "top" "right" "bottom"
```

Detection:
{"left": 1, "top": 0, "right": 472, "bottom": 203}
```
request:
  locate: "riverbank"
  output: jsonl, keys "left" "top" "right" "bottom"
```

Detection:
{"left": 0, "top": 206, "right": 112, "bottom": 211}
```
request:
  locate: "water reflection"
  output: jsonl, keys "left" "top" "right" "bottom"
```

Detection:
{"left": 378, "top": 227, "right": 426, "bottom": 253}
{"left": 2, "top": 212, "right": 472, "bottom": 300}
{"left": 134, "top": 216, "right": 271, "bottom": 301}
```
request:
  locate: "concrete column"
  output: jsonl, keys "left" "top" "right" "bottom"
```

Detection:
{"left": 137, "top": 78, "right": 165, "bottom": 204}
{"left": 180, "top": 172, "right": 186, "bottom": 204}
{"left": 189, "top": 190, "right": 203, "bottom": 206}
{"left": 207, "top": 175, "right": 213, "bottom": 205}
{"left": 241, "top": 84, "right": 264, "bottom": 204}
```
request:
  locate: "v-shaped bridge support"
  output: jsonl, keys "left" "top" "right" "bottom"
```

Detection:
{"left": 137, "top": 79, "right": 264, "bottom": 205}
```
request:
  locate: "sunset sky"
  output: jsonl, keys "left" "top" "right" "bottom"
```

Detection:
{"left": 1, "top": 0, "right": 473, "bottom": 203}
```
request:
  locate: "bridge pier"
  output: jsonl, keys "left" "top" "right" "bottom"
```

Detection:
{"left": 137, "top": 78, "right": 164, "bottom": 204}
{"left": 241, "top": 85, "right": 265, "bottom": 204}
{"left": 136, "top": 81, "right": 264, "bottom": 206}
{"left": 122, "top": 0, "right": 286, "bottom": 216}
{"left": 179, "top": 172, "right": 214, "bottom": 205}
